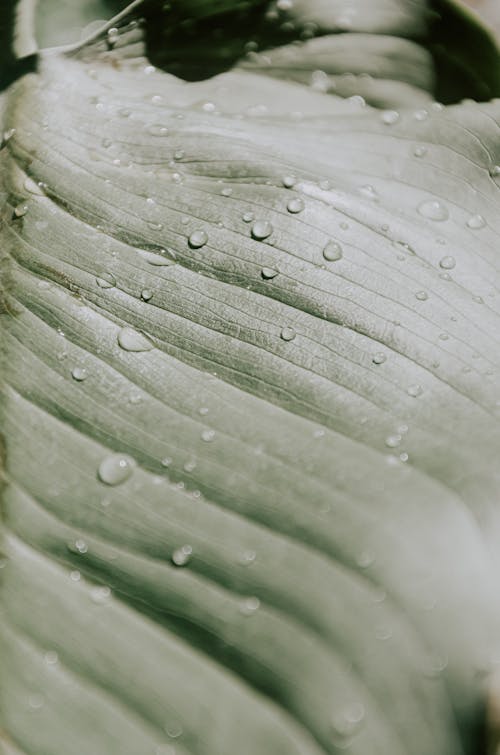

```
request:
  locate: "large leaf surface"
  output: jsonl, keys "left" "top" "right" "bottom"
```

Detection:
{"left": 1, "top": 1, "right": 500, "bottom": 753}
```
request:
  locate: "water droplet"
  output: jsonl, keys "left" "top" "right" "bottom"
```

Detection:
{"left": 282, "top": 175, "right": 296, "bottom": 188}
{"left": 489, "top": 165, "right": 500, "bottom": 178}
{"left": 117, "top": 327, "right": 153, "bottom": 352}
{"left": 70, "top": 569, "right": 81, "bottom": 581}
{"left": 417, "top": 199, "right": 449, "bottom": 221}
{"left": 372, "top": 352, "right": 387, "bottom": 365}
{"left": 44, "top": 650, "right": 58, "bottom": 665}
{"left": 251, "top": 220, "right": 273, "bottom": 240}
{"left": 188, "top": 230, "right": 208, "bottom": 249}
{"left": 28, "top": 694, "right": 44, "bottom": 710}
{"left": 413, "top": 145, "right": 427, "bottom": 157}
{"left": 466, "top": 214, "right": 486, "bottom": 229}
{"left": 287, "top": 197, "right": 304, "bottom": 214}
{"left": 161, "top": 456, "right": 172, "bottom": 468}
{"left": 439, "top": 255, "right": 456, "bottom": 270}
{"left": 98, "top": 454, "right": 135, "bottom": 485}
{"left": 1, "top": 128, "right": 15, "bottom": 148}
{"left": 322, "top": 241, "right": 343, "bottom": 261}
{"left": 381, "top": 110, "right": 400, "bottom": 125}
{"left": 407, "top": 384, "right": 423, "bottom": 397}
{"left": 221, "top": 187, "right": 233, "bottom": 197}
{"left": 414, "top": 109, "right": 429, "bottom": 121}
{"left": 91, "top": 585, "right": 112, "bottom": 604}
{"left": 139, "top": 248, "right": 176, "bottom": 266}
{"left": 174, "top": 149, "right": 185, "bottom": 161}
{"left": 141, "top": 288, "right": 153, "bottom": 301}
{"left": 201, "top": 429, "right": 215, "bottom": 442}
{"left": 23, "top": 176, "right": 44, "bottom": 195}
{"left": 385, "top": 434, "right": 402, "bottom": 448}
{"left": 96, "top": 272, "right": 116, "bottom": 288}
{"left": 148, "top": 123, "right": 169, "bottom": 136}
{"left": 399, "top": 452, "right": 409, "bottom": 462}
{"left": 415, "top": 290, "right": 428, "bottom": 301}
{"left": 172, "top": 544, "right": 193, "bottom": 566}
{"left": 280, "top": 326, "right": 296, "bottom": 342}
{"left": 261, "top": 267, "right": 279, "bottom": 280}
{"left": 331, "top": 702, "right": 365, "bottom": 743}
{"left": 101, "top": 137, "right": 112, "bottom": 148}
{"left": 242, "top": 211, "right": 254, "bottom": 223}
{"left": 356, "top": 551, "right": 375, "bottom": 568}
{"left": 358, "top": 184, "right": 378, "bottom": 201}
{"left": 238, "top": 549, "right": 256, "bottom": 566}
{"left": 71, "top": 367, "right": 88, "bottom": 382}
{"left": 74, "top": 538, "right": 88, "bottom": 554}
{"left": 239, "top": 596, "right": 260, "bottom": 616}
{"left": 13, "top": 203, "right": 28, "bottom": 218}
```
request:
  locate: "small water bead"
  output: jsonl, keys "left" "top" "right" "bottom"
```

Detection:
{"left": 238, "top": 549, "right": 257, "bottom": 566}
{"left": 173, "top": 149, "right": 185, "bottom": 161}
{"left": 358, "top": 184, "right": 378, "bottom": 201}
{"left": 172, "top": 544, "right": 193, "bottom": 566}
{"left": 98, "top": 454, "right": 135, "bottom": 485}
{"left": 489, "top": 165, "right": 500, "bottom": 178}
{"left": 242, "top": 211, "right": 254, "bottom": 223}
{"left": 74, "top": 539, "right": 88, "bottom": 554}
{"left": 407, "top": 384, "right": 423, "bottom": 398}
{"left": 91, "top": 586, "right": 112, "bottom": 604}
{"left": 417, "top": 199, "right": 449, "bottom": 221}
{"left": 151, "top": 94, "right": 163, "bottom": 105}
{"left": 1, "top": 128, "right": 15, "bottom": 147}
{"left": 161, "top": 456, "right": 172, "bottom": 468}
{"left": 221, "top": 187, "right": 233, "bottom": 197}
{"left": 331, "top": 702, "right": 365, "bottom": 741}
{"left": 381, "top": 109, "right": 400, "bottom": 125}
{"left": 414, "top": 108, "right": 429, "bottom": 121}
{"left": 372, "top": 352, "right": 387, "bottom": 365}
{"left": 414, "top": 145, "right": 427, "bottom": 158}
{"left": 13, "top": 203, "right": 28, "bottom": 218}
{"left": 201, "top": 429, "right": 216, "bottom": 442}
{"left": 466, "top": 214, "right": 486, "bottom": 229}
{"left": 188, "top": 230, "right": 208, "bottom": 249}
{"left": 70, "top": 570, "right": 81, "bottom": 581}
{"left": 261, "top": 267, "right": 279, "bottom": 280}
{"left": 282, "top": 175, "right": 296, "bottom": 188}
{"left": 148, "top": 123, "right": 168, "bottom": 136}
{"left": 251, "top": 220, "right": 273, "bottom": 240}
{"left": 139, "top": 248, "right": 176, "bottom": 266}
{"left": 239, "top": 596, "right": 261, "bottom": 616}
{"left": 29, "top": 694, "right": 44, "bottom": 710}
{"left": 415, "top": 290, "right": 428, "bottom": 301}
{"left": 23, "top": 176, "right": 44, "bottom": 195}
{"left": 117, "top": 327, "right": 153, "bottom": 352}
{"left": 322, "top": 241, "right": 343, "bottom": 261}
{"left": 439, "top": 255, "right": 456, "bottom": 270}
{"left": 385, "top": 434, "right": 402, "bottom": 448}
{"left": 96, "top": 272, "right": 116, "bottom": 288}
{"left": 399, "top": 452, "right": 409, "bottom": 463}
{"left": 141, "top": 289, "right": 153, "bottom": 301}
{"left": 280, "top": 326, "right": 296, "bottom": 342}
{"left": 44, "top": 651, "right": 59, "bottom": 666}
{"left": 286, "top": 197, "right": 304, "bottom": 214}
{"left": 71, "top": 367, "right": 88, "bottom": 382}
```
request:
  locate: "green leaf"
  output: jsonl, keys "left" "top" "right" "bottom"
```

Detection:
{"left": 1, "top": 1, "right": 500, "bottom": 754}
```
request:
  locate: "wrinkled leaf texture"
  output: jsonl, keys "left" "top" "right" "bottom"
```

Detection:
{"left": 1, "top": 1, "right": 500, "bottom": 753}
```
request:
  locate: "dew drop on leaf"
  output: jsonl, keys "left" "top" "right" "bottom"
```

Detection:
{"left": 148, "top": 124, "right": 169, "bottom": 137}
{"left": 261, "top": 267, "right": 279, "bottom": 280}
{"left": 414, "top": 109, "right": 429, "bottom": 121}
{"left": 358, "top": 184, "right": 378, "bottom": 201}
{"left": 372, "top": 352, "right": 387, "bottom": 365}
{"left": 139, "top": 248, "right": 176, "bottom": 266}
{"left": 91, "top": 586, "right": 112, "bottom": 604}
{"left": 466, "top": 214, "right": 486, "bottom": 229}
{"left": 44, "top": 651, "right": 59, "bottom": 666}
{"left": 172, "top": 544, "right": 193, "bottom": 566}
{"left": 238, "top": 549, "right": 257, "bottom": 566}
{"left": 239, "top": 596, "right": 260, "bottom": 616}
{"left": 71, "top": 367, "right": 88, "bottom": 382}
{"left": 417, "top": 200, "right": 449, "bottom": 221}
{"left": 141, "top": 289, "right": 153, "bottom": 301}
{"left": 439, "top": 255, "right": 456, "bottom": 270}
{"left": 322, "top": 241, "right": 343, "bottom": 261}
{"left": 96, "top": 272, "right": 116, "bottom": 288}
{"left": 201, "top": 429, "right": 216, "bottom": 442}
{"left": 117, "top": 327, "right": 153, "bottom": 352}
{"left": 407, "top": 384, "right": 423, "bottom": 397}
{"left": 188, "top": 230, "right": 208, "bottom": 248}
{"left": 242, "top": 211, "right": 254, "bottom": 223}
{"left": 415, "top": 290, "right": 428, "bottom": 301}
{"left": 13, "top": 203, "right": 28, "bottom": 218}
{"left": 286, "top": 197, "right": 304, "bottom": 213}
{"left": 74, "top": 538, "right": 88, "bottom": 554}
{"left": 251, "top": 220, "right": 273, "bottom": 240}
{"left": 98, "top": 454, "right": 135, "bottom": 485}
{"left": 381, "top": 109, "right": 400, "bottom": 125}
{"left": 282, "top": 175, "right": 296, "bottom": 188}
{"left": 280, "top": 326, "right": 296, "bottom": 341}
{"left": 413, "top": 145, "right": 427, "bottom": 157}
{"left": 385, "top": 434, "right": 402, "bottom": 448}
